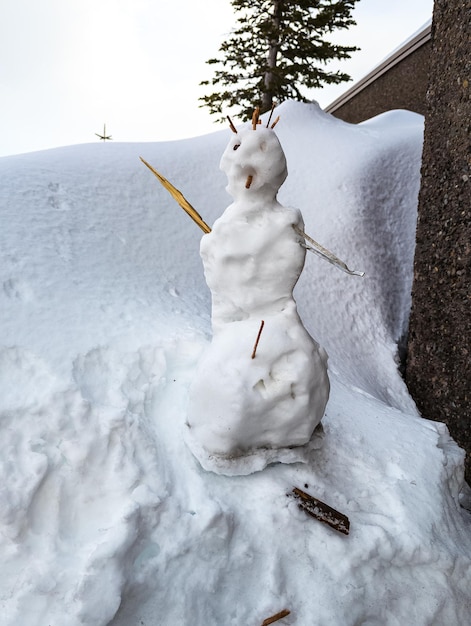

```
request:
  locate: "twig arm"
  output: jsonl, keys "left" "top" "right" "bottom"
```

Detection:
{"left": 140, "top": 157, "right": 212, "bottom": 234}
{"left": 293, "top": 224, "right": 364, "bottom": 277}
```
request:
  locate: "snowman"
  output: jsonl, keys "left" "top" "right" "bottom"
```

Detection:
{"left": 185, "top": 110, "right": 330, "bottom": 473}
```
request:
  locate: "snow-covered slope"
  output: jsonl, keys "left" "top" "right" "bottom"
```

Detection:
{"left": 0, "top": 101, "right": 470, "bottom": 625}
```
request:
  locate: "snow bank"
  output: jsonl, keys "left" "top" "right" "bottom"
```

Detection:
{"left": 0, "top": 101, "right": 469, "bottom": 625}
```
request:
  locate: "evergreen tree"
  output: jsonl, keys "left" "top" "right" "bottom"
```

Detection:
{"left": 200, "top": 0, "right": 359, "bottom": 121}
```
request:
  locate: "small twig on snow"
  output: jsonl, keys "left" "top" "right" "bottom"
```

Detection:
{"left": 251, "top": 320, "right": 265, "bottom": 359}
{"left": 261, "top": 609, "right": 291, "bottom": 625}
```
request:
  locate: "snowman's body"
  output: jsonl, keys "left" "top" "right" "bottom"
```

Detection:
{"left": 187, "top": 123, "right": 329, "bottom": 466}
{"left": 201, "top": 199, "right": 305, "bottom": 329}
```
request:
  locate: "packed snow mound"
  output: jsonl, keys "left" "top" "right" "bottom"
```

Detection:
{"left": 0, "top": 100, "right": 470, "bottom": 625}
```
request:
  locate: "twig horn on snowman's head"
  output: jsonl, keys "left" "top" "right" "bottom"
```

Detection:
{"left": 260, "top": 104, "right": 280, "bottom": 129}
{"left": 266, "top": 102, "right": 276, "bottom": 128}
{"left": 252, "top": 107, "right": 260, "bottom": 130}
{"left": 227, "top": 116, "right": 238, "bottom": 134}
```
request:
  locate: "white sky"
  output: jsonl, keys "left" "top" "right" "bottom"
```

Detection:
{"left": 0, "top": 0, "right": 433, "bottom": 157}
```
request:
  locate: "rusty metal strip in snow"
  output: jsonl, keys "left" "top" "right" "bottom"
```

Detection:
{"left": 291, "top": 487, "right": 350, "bottom": 535}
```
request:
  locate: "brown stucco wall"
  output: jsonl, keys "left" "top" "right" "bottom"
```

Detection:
{"left": 330, "top": 42, "right": 431, "bottom": 123}
{"left": 405, "top": 0, "right": 471, "bottom": 481}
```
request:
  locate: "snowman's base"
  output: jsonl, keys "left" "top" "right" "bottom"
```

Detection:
{"left": 184, "top": 423, "right": 324, "bottom": 476}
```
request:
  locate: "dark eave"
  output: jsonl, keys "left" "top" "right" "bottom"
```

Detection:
{"left": 325, "top": 22, "right": 432, "bottom": 115}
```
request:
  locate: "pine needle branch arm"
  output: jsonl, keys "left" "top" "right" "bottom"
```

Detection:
{"left": 140, "top": 157, "right": 211, "bottom": 234}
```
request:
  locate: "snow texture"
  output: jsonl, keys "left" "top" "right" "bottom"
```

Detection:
{"left": 0, "top": 101, "right": 470, "bottom": 625}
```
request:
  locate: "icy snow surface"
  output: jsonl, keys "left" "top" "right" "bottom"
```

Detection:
{"left": 0, "top": 101, "right": 470, "bottom": 625}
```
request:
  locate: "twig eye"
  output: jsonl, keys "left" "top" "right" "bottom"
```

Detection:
{"left": 233, "top": 143, "right": 240, "bottom": 151}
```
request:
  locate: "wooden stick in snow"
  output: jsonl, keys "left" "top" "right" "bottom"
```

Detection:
{"left": 251, "top": 320, "right": 265, "bottom": 359}
{"left": 291, "top": 487, "right": 350, "bottom": 535}
{"left": 261, "top": 609, "right": 291, "bottom": 625}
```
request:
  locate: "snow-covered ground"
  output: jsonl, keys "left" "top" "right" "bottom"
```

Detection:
{"left": 0, "top": 101, "right": 470, "bottom": 625}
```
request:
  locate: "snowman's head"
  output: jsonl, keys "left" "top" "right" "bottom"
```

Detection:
{"left": 220, "top": 122, "right": 287, "bottom": 202}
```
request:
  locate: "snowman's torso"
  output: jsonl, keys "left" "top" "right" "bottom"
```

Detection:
{"left": 201, "top": 200, "right": 306, "bottom": 328}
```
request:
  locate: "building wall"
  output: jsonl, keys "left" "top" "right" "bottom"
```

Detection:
{"left": 405, "top": 0, "right": 471, "bottom": 481}
{"left": 328, "top": 42, "right": 431, "bottom": 123}
{"left": 325, "top": 23, "right": 432, "bottom": 124}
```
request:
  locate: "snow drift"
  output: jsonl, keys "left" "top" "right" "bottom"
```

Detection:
{"left": 0, "top": 101, "right": 470, "bottom": 625}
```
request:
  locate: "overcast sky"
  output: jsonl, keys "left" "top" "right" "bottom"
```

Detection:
{"left": 0, "top": 0, "right": 433, "bottom": 157}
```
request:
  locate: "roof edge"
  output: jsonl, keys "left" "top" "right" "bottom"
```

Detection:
{"left": 325, "top": 22, "right": 432, "bottom": 114}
